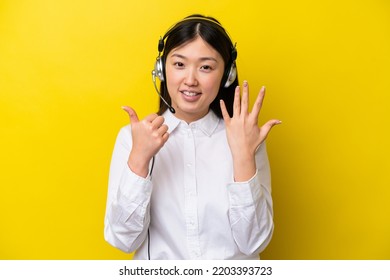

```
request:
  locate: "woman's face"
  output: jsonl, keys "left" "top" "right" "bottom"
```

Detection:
{"left": 165, "top": 36, "right": 225, "bottom": 123}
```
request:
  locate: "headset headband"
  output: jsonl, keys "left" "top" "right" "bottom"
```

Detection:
{"left": 158, "top": 16, "right": 234, "bottom": 54}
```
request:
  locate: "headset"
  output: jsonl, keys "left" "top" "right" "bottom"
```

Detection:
{"left": 151, "top": 16, "right": 238, "bottom": 114}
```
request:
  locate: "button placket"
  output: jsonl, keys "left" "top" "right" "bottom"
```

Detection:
{"left": 183, "top": 125, "right": 201, "bottom": 259}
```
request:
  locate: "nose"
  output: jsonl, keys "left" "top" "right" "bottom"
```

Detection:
{"left": 184, "top": 68, "right": 198, "bottom": 86}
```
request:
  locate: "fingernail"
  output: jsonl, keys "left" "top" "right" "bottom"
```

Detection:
{"left": 243, "top": 80, "right": 248, "bottom": 87}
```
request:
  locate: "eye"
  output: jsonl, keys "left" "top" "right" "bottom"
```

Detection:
{"left": 173, "top": 62, "right": 184, "bottom": 68}
{"left": 200, "top": 65, "right": 213, "bottom": 71}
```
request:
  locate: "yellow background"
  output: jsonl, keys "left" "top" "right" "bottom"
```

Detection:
{"left": 1, "top": 0, "right": 389, "bottom": 259}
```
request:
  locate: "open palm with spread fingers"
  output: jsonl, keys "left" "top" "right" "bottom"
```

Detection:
{"left": 220, "top": 81, "right": 281, "bottom": 181}
{"left": 122, "top": 106, "right": 169, "bottom": 178}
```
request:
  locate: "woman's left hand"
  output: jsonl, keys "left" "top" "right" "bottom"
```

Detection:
{"left": 220, "top": 81, "right": 281, "bottom": 181}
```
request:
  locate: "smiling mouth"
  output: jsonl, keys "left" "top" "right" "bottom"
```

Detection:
{"left": 181, "top": 90, "right": 201, "bottom": 97}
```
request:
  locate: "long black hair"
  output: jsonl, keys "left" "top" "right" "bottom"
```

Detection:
{"left": 156, "top": 14, "right": 238, "bottom": 118}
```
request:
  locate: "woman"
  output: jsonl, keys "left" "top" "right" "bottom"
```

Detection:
{"left": 104, "top": 14, "right": 281, "bottom": 259}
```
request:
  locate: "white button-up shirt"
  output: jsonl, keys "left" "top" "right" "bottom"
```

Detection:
{"left": 104, "top": 110, "right": 274, "bottom": 259}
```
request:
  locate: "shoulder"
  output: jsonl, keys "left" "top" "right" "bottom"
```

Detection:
{"left": 256, "top": 141, "right": 267, "bottom": 154}
{"left": 118, "top": 124, "right": 131, "bottom": 136}
{"left": 114, "top": 124, "right": 132, "bottom": 145}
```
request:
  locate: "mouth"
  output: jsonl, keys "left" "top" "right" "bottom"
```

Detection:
{"left": 181, "top": 90, "right": 201, "bottom": 97}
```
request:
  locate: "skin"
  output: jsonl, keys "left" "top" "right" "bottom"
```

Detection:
{"left": 220, "top": 83, "right": 281, "bottom": 181}
{"left": 164, "top": 36, "right": 225, "bottom": 123}
{"left": 122, "top": 36, "right": 281, "bottom": 181}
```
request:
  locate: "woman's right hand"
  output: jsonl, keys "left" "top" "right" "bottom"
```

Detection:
{"left": 122, "top": 106, "right": 169, "bottom": 178}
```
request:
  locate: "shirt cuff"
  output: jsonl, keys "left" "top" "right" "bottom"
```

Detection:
{"left": 227, "top": 169, "right": 261, "bottom": 206}
{"left": 117, "top": 165, "right": 153, "bottom": 205}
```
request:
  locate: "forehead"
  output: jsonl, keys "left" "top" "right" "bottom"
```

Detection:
{"left": 168, "top": 36, "right": 222, "bottom": 60}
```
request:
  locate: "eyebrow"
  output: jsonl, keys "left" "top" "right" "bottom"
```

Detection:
{"left": 170, "top": 53, "right": 218, "bottom": 62}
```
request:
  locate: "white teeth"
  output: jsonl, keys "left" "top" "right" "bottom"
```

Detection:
{"left": 182, "top": 91, "right": 199, "bottom": 96}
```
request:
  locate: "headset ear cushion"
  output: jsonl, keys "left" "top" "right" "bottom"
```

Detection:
{"left": 223, "top": 62, "right": 237, "bottom": 88}
{"left": 154, "top": 56, "right": 165, "bottom": 82}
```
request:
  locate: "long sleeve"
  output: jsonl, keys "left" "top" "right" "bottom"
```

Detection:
{"left": 104, "top": 111, "right": 275, "bottom": 259}
{"left": 104, "top": 125, "right": 152, "bottom": 253}
{"left": 226, "top": 142, "right": 274, "bottom": 256}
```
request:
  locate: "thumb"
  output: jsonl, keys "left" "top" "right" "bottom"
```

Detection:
{"left": 219, "top": 99, "right": 231, "bottom": 124}
{"left": 122, "top": 106, "right": 139, "bottom": 123}
{"left": 260, "top": 119, "right": 282, "bottom": 141}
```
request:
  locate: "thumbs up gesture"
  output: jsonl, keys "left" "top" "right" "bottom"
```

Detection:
{"left": 122, "top": 106, "right": 169, "bottom": 178}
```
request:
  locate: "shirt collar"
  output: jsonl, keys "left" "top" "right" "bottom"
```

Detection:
{"left": 163, "top": 110, "right": 220, "bottom": 137}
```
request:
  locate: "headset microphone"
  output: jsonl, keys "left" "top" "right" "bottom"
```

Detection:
{"left": 151, "top": 70, "right": 176, "bottom": 114}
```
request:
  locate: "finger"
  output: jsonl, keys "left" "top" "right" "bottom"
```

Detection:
{"left": 122, "top": 106, "right": 139, "bottom": 123}
{"left": 219, "top": 99, "right": 231, "bottom": 123}
{"left": 144, "top": 113, "right": 159, "bottom": 122}
{"left": 241, "top": 81, "right": 249, "bottom": 115}
{"left": 151, "top": 115, "right": 165, "bottom": 129}
{"left": 251, "top": 86, "right": 266, "bottom": 119}
{"left": 233, "top": 86, "right": 241, "bottom": 117}
{"left": 157, "top": 124, "right": 169, "bottom": 135}
{"left": 162, "top": 131, "right": 169, "bottom": 143}
{"left": 259, "top": 119, "right": 282, "bottom": 141}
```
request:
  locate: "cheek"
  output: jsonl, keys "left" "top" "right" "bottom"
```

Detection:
{"left": 165, "top": 67, "right": 182, "bottom": 86}
{"left": 204, "top": 74, "right": 223, "bottom": 95}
